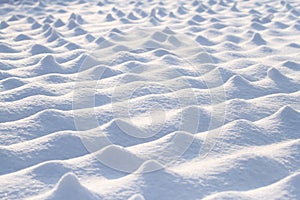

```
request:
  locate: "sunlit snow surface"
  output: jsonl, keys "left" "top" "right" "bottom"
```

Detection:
{"left": 0, "top": 0, "right": 300, "bottom": 199}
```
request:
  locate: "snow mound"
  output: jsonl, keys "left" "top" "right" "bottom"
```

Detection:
{"left": 250, "top": 32, "right": 267, "bottom": 45}
{"left": 270, "top": 105, "right": 300, "bottom": 122}
{"left": 31, "top": 44, "right": 53, "bottom": 55}
{"left": 128, "top": 194, "right": 146, "bottom": 200}
{"left": 44, "top": 173, "right": 100, "bottom": 200}
{"left": 0, "top": 44, "right": 18, "bottom": 53}
{"left": 14, "top": 34, "right": 32, "bottom": 41}
{"left": 95, "top": 145, "right": 143, "bottom": 173}
{"left": 137, "top": 160, "right": 164, "bottom": 173}
{"left": 38, "top": 55, "right": 63, "bottom": 74}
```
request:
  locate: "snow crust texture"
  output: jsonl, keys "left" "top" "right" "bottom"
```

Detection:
{"left": 0, "top": 0, "right": 300, "bottom": 199}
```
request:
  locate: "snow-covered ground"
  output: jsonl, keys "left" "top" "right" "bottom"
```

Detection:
{"left": 0, "top": 0, "right": 300, "bottom": 199}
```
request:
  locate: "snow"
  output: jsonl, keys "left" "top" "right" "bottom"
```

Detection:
{"left": 33, "top": 173, "right": 101, "bottom": 200}
{"left": 0, "top": 0, "right": 300, "bottom": 199}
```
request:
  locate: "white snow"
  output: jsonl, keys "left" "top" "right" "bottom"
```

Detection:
{"left": 0, "top": 0, "right": 300, "bottom": 199}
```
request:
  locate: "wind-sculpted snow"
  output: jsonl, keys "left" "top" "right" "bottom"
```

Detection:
{"left": 0, "top": 0, "right": 299, "bottom": 199}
